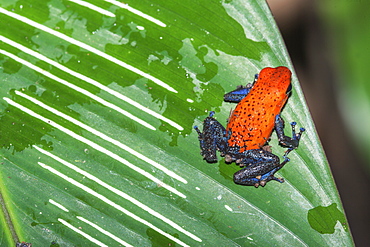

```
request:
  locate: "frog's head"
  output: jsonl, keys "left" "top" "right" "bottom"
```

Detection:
{"left": 258, "top": 66, "right": 292, "bottom": 97}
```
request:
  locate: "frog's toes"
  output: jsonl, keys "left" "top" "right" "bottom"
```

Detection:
{"left": 233, "top": 157, "right": 248, "bottom": 167}
{"left": 290, "top": 122, "right": 305, "bottom": 141}
{"left": 296, "top": 127, "right": 306, "bottom": 140}
{"left": 194, "top": 125, "right": 201, "bottom": 136}
{"left": 257, "top": 176, "right": 284, "bottom": 188}
{"left": 262, "top": 145, "right": 272, "bottom": 153}
{"left": 224, "top": 154, "right": 234, "bottom": 163}
{"left": 274, "top": 177, "right": 285, "bottom": 183}
{"left": 258, "top": 181, "right": 266, "bottom": 187}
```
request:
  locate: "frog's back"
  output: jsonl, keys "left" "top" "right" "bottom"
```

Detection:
{"left": 226, "top": 67, "right": 292, "bottom": 152}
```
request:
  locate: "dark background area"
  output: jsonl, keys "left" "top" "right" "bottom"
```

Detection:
{"left": 268, "top": 0, "right": 370, "bottom": 246}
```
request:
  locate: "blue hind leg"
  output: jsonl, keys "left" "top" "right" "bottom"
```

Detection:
{"left": 233, "top": 149, "right": 290, "bottom": 187}
{"left": 194, "top": 112, "right": 227, "bottom": 163}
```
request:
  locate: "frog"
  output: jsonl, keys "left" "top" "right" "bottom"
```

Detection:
{"left": 194, "top": 66, "right": 305, "bottom": 187}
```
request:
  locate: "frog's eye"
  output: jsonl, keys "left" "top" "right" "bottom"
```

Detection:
{"left": 254, "top": 74, "right": 259, "bottom": 84}
{"left": 247, "top": 74, "right": 258, "bottom": 88}
{"left": 286, "top": 84, "right": 292, "bottom": 94}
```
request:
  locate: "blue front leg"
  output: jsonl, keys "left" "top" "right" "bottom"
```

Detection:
{"left": 223, "top": 74, "right": 257, "bottom": 102}
{"left": 275, "top": 114, "right": 305, "bottom": 157}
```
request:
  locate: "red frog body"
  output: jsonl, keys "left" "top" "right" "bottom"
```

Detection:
{"left": 227, "top": 67, "right": 291, "bottom": 152}
{"left": 195, "top": 67, "right": 305, "bottom": 187}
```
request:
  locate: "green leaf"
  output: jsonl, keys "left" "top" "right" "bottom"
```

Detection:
{"left": 0, "top": 0, "right": 353, "bottom": 246}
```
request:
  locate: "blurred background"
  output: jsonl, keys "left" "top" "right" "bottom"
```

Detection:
{"left": 267, "top": 0, "right": 370, "bottom": 245}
